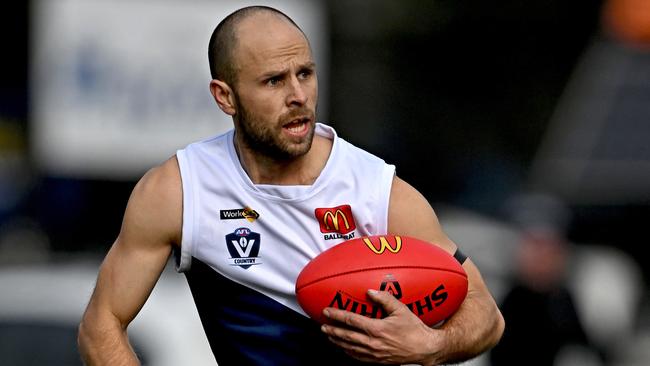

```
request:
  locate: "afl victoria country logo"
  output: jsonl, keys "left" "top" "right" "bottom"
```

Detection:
{"left": 225, "top": 227, "right": 262, "bottom": 269}
{"left": 363, "top": 236, "right": 402, "bottom": 254}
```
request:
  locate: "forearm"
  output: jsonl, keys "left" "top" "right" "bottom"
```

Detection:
{"left": 78, "top": 315, "right": 140, "bottom": 366}
{"left": 423, "top": 279, "right": 504, "bottom": 366}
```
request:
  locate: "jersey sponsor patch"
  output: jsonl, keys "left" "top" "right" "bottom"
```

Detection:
{"left": 314, "top": 204, "right": 357, "bottom": 240}
{"left": 220, "top": 207, "right": 260, "bottom": 222}
{"left": 225, "top": 227, "right": 262, "bottom": 269}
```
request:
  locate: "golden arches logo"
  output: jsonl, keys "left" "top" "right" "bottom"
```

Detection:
{"left": 323, "top": 210, "right": 351, "bottom": 231}
{"left": 363, "top": 236, "right": 402, "bottom": 254}
{"left": 315, "top": 205, "right": 357, "bottom": 235}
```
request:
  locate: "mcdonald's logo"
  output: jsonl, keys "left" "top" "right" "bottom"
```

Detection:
{"left": 314, "top": 205, "right": 357, "bottom": 234}
{"left": 363, "top": 236, "right": 402, "bottom": 254}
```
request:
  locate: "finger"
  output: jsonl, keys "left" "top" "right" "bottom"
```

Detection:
{"left": 321, "top": 323, "right": 370, "bottom": 346}
{"left": 366, "top": 289, "right": 406, "bottom": 314}
{"left": 323, "top": 307, "right": 378, "bottom": 331}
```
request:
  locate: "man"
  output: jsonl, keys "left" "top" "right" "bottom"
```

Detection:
{"left": 490, "top": 195, "right": 592, "bottom": 366}
{"left": 78, "top": 6, "right": 504, "bottom": 366}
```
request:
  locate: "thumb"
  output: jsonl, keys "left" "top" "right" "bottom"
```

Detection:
{"left": 367, "top": 289, "right": 406, "bottom": 314}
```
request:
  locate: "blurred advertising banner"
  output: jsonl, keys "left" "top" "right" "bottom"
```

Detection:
{"left": 30, "top": 0, "right": 328, "bottom": 179}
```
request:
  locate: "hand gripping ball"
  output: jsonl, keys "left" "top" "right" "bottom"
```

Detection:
{"left": 295, "top": 235, "right": 468, "bottom": 326}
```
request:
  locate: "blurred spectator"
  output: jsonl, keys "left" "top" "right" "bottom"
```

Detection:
{"left": 490, "top": 193, "right": 598, "bottom": 366}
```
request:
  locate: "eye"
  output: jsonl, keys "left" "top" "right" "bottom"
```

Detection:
{"left": 298, "top": 69, "right": 313, "bottom": 80}
{"left": 267, "top": 77, "right": 279, "bottom": 86}
{"left": 266, "top": 76, "right": 283, "bottom": 87}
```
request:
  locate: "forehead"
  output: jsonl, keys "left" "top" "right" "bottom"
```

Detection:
{"left": 233, "top": 13, "right": 313, "bottom": 74}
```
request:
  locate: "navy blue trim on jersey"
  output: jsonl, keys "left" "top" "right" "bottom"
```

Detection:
{"left": 184, "top": 258, "right": 378, "bottom": 366}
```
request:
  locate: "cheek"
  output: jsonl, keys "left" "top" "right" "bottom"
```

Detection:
{"left": 311, "top": 88, "right": 318, "bottom": 106}
{"left": 308, "top": 78, "right": 319, "bottom": 102}
{"left": 239, "top": 93, "right": 280, "bottom": 119}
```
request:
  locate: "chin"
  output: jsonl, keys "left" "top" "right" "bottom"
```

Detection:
{"left": 285, "top": 127, "right": 315, "bottom": 156}
{"left": 274, "top": 138, "right": 313, "bottom": 160}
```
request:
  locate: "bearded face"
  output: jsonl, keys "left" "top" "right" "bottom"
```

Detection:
{"left": 233, "top": 90, "right": 316, "bottom": 161}
{"left": 221, "top": 14, "right": 319, "bottom": 162}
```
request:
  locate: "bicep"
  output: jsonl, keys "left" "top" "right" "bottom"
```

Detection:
{"left": 387, "top": 176, "right": 488, "bottom": 294}
{"left": 85, "top": 158, "right": 182, "bottom": 328}
{"left": 91, "top": 236, "right": 172, "bottom": 327}
{"left": 387, "top": 176, "right": 456, "bottom": 253}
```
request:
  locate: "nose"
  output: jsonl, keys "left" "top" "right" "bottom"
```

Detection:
{"left": 286, "top": 75, "right": 308, "bottom": 106}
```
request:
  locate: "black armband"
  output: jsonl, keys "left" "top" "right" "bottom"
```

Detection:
{"left": 453, "top": 248, "right": 468, "bottom": 265}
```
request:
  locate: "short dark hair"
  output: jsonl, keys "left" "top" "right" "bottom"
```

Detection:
{"left": 208, "top": 6, "right": 305, "bottom": 85}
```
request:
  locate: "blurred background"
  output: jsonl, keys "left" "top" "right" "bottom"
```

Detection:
{"left": 1, "top": 0, "right": 649, "bottom": 365}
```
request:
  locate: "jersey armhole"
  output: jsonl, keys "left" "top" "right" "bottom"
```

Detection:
{"left": 175, "top": 149, "right": 196, "bottom": 272}
{"left": 377, "top": 164, "right": 396, "bottom": 235}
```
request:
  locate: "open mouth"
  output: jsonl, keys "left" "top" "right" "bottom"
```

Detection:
{"left": 283, "top": 117, "right": 310, "bottom": 136}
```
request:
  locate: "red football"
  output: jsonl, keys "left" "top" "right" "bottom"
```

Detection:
{"left": 295, "top": 235, "right": 468, "bottom": 326}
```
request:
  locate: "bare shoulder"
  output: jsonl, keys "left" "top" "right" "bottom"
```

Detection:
{"left": 121, "top": 156, "right": 182, "bottom": 248}
{"left": 134, "top": 156, "right": 182, "bottom": 200}
{"left": 388, "top": 176, "right": 456, "bottom": 253}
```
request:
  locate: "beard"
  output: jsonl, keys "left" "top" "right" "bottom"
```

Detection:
{"left": 234, "top": 97, "right": 316, "bottom": 161}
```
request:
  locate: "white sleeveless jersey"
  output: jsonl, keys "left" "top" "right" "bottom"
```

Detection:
{"left": 175, "top": 123, "right": 394, "bottom": 365}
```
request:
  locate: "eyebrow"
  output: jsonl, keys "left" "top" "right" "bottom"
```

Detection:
{"left": 258, "top": 61, "right": 316, "bottom": 80}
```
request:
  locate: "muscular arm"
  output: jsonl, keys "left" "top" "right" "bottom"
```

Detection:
{"left": 387, "top": 176, "right": 504, "bottom": 363}
{"left": 322, "top": 176, "right": 504, "bottom": 365}
{"left": 78, "top": 157, "right": 182, "bottom": 365}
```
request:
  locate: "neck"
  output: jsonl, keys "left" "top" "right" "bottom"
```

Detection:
{"left": 234, "top": 133, "right": 331, "bottom": 186}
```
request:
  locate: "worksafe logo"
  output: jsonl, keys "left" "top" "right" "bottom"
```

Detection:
{"left": 314, "top": 204, "right": 356, "bottom": 240}
{"left": 225, "top": 227, "right": 262, "bottom": 269}
{"left": 220, "top": 206, "right": 260, "bottom": 222}
{"left": 363, "top": 236, "right": 402, "bottom": 255}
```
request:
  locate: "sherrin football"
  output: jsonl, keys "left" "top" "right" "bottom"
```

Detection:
{"left": 295, "top": 235, "right": 468, "bottom": 326}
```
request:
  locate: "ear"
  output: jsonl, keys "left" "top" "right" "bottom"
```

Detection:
{"left": 210, "top": 79, "right": 237, "bottom": 116}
